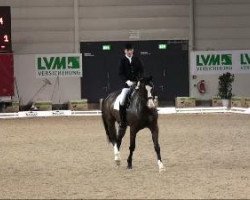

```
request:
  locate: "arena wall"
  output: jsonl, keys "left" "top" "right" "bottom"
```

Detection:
{"left": 13, "top": 54, "right": 81, "bottom": 105}
{"left": 191, "top": 0, "right": 250, "bottom": 100}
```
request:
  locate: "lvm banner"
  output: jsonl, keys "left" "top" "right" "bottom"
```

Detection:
{"left": 191, "top": 50, "right": 250, "bottom": 75}
{"left": 35, "top": 54, "right": 82, "bottom": 77}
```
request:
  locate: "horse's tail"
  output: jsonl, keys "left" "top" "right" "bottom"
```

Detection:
{"left": 101, "top": 110, "right": 111, "bottom": 143}
{"left": 101, "top": 97, "right": 117, "bottom": 144}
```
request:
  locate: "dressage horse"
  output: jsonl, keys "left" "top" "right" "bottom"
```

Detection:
{"left": 101, "top": 77, "right": 165, "bottom": 172}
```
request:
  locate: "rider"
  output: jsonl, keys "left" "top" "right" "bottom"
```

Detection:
{"left": 118, "top": 43, "right": 144, "bottom": 128}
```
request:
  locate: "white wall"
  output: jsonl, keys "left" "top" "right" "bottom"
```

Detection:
{"left": 195, "top": 0, "right": 250, "bottom": 50}
{"left": 79, "top": 0, "right": 189, "bottom": 41}
{"left": 0, "top": 0, "right": 190, "bottom": 53}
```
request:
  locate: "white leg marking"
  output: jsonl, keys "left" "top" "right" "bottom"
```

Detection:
{"left": 114, "top": 144, "right": 121, "bottom": 166}
{"left": 158, "top": 160, "right": 165, "bottom": 172}
{"left": 148, "top": 99, "right": 155, "bottom": 108}
{"left": 135, "top": 81, "right": 140, "bottom": 90}
{"left": 114, "top": 144, "right": 119, "bottom": 155}
{"left": 145, "top": 85, "right": 155, "bottom": 108}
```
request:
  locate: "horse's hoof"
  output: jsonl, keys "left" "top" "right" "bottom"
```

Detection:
{"left": 115, "top": 159, "right": 121, "bottom": 166}
{"left": 159, "top": 167, "right": 166, "bottom": 173}
{"left": 127, "top": 165, "right": 132, "bottom": 169}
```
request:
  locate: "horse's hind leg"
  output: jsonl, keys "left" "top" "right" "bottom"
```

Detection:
{"left": 149, "top": 124, "right": 165, "bottom": 172}
{"left": 117, "top": 126, "right": 127, "bottom": 150}
{"left": 108, "top": 122, "right": 121, "bottom": 166}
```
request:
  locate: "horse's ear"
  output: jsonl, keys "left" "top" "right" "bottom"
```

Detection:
{"left": 149, "top": 76, "right": 153, "bottom": 81}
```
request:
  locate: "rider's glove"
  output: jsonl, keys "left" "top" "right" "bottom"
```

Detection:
{"left": 126, "top": 80, "right": 134, "bottom": 87}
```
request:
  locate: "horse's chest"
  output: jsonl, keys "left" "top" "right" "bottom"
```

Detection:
{"left": 127, "top": 110, "right": 155, "bottom": 124}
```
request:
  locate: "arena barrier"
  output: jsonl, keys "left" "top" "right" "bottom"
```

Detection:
{"left": 0, "top": 107, "right": 250, "bottom": 119}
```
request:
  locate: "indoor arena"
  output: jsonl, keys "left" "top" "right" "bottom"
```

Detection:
{"left": 0, "top": 0, "right": 250, "bottom": 199}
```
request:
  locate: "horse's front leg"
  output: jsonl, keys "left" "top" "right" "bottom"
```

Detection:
{"left": 149, "top": 124, "right": 165, "bottom": 172}
{"left": 117, "top": 126, "right": 127, "bottom": 150}
{"left": 127, "top": 127, "right": 137, "bottom": 169}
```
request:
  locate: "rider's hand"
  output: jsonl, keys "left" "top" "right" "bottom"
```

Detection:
{"left": 126, "top": 80, "right": 134, "bottom": 87}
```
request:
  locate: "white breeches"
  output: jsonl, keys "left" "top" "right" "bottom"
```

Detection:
{"left": 120, "top": 88, "right": 130, "bottom": 106}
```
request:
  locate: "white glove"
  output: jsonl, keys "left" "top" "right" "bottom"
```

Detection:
{"left": 126, "top": 80, "right": 135, "bottom": 87}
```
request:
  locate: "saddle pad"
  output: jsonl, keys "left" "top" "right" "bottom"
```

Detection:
{"left": 114, "top": 93, "right": 122, "bottom": 110}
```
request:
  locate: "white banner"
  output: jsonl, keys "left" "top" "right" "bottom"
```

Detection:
{"left": 35, "top": 53, "right": 82, "bottom": 78}
{"left": 191, "top": 50, "right": 250, "bottom": 75}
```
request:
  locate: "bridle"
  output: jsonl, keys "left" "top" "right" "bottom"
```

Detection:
{"left": 136, "top": 80, "right": 154, "bottom": 100}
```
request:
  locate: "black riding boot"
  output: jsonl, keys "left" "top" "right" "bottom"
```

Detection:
{"left": 119, "top": 104, "right": 127, "bottom": 128}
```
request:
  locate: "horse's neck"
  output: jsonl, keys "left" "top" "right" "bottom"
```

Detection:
{"left": 130, "top": 89, "right": 147, "bottom": 111}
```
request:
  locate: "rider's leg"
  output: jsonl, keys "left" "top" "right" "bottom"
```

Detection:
{"left": 119, "top": 88, "right": 130, "bottom": 128}
{"left": 120, "top": 88, "right": 130, "bottom": 106}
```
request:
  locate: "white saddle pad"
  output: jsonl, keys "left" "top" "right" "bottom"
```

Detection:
{"left": 114, "top": 93, "right": 122, "bottom": 110}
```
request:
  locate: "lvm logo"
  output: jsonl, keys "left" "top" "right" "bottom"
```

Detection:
{"left": 196, "top": 54, "right": 232, "bottom": 66}
{"left": 36, "top": 54, "right": 82, "bottom": 77}
{"left": 240, "top": 53, "right": 250, "bottom": 65}
{"left": 37, "top": 56, "right": 80, "bottom": 70}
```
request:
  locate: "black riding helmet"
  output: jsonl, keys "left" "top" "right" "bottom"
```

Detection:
{"left": 125, "top": 43, "right": 133, "bottom": 50}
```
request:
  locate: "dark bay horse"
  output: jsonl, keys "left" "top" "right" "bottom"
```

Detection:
{"left": 101, "top": 77, "right": 165, "bottom": 172}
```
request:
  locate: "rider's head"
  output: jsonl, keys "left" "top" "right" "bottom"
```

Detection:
{"left": 124, "top": 43, "right": 134, "bottom": 58}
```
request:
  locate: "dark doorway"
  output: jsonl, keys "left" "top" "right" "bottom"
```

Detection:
{"left": 80, "top": 40, "right": 189, "bottom": 105}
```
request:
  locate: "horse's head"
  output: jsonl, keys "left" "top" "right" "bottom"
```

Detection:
{"left": 136, "top": 76, "right": 155, "bottom": 109}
